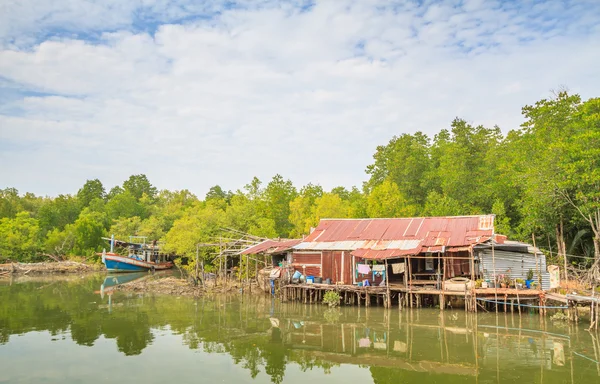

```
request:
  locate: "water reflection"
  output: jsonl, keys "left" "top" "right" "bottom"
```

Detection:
{"left": 0, "top": 275, "right": 599, "bottom": 383}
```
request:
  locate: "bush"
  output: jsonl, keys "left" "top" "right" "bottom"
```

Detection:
{"left": 323, "top": 291, "right": 341, "bottom": 308}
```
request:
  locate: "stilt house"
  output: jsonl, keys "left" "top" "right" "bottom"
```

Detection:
{"left": 290, "top": 215, "right": 550, "bottom": 289}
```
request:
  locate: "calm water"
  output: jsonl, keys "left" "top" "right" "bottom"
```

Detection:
{"left": 1, "top": 274, "right": 600, "bottom": 384}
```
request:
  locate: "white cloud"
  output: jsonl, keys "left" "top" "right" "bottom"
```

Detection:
{"left": 0, "top": 0, "right": 599, "bottom": 196}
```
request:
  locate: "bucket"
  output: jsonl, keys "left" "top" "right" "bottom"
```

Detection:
{"left": 314, "top": 277, "right": 323, "bottom": 284}
{"left": 306, "top": 276, "right": 314, "bottom": 284}
{"left": 325, "top": 278, "right": 331, "bottom": 285}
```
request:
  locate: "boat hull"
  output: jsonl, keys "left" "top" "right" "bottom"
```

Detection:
{"left": 103, "top": 254, "right": 173, "bottom": 273}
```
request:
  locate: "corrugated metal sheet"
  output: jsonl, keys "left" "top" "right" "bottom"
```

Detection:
{"left": 241, "top": 239, "right": 301, "bottom": 255}
{"left": 294, "top": 215, "right": 496, "bottom": 259}
{"left": 478, "top": 249, "right": 551, "bottom": 290}
{"left": 293, "top": 253, "right": 321, "bottom": 265}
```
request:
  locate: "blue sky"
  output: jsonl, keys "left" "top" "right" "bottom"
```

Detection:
{"left": 1, "top": 0, "right": 599, "bottom": 197}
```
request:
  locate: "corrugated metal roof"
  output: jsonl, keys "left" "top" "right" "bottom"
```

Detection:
{"left": 294, "top": 215, "right": 496, "bottom": 259}
{"left": 241, "top": 239, "right": 301, "bottom": 255}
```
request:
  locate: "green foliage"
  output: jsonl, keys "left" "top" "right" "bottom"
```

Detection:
{"left": 77, "top": 179, "right": 106, "bottom": 207}
{"left": 322, "top": 291, "right": 341, "bottom": 308}
{"left": 105, "top": 191, "right": 146, "bottom": 220}
{"left": 0, "top": 211, "right": 42, "bottom": 261}
{"left": 264, "top": 174, "right": 297, "bottom": 237}
{"left": 367, "top": 179, "right": 417, "bottom": 218}
{"left": 422, "top": 191, "right": 464, "bottom": 217}
{"left": 0, "top": 188, "right": 21, "bottom": 219}
{"left": 37, "top": 194, "right": 80, "bottom": 233}
{"left": 123, "top": 174, "right": 157, "bottom": 200}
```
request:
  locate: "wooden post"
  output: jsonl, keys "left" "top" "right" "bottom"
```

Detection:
{"left": 195, "top": 244, "right": 199, "bottom": 283}
{"left": 492, "top": 227, "right": 498, "bottom": 314}
{"left": 532, "top": 233, "right": 541, "bottom": 287}
{"left": 408, "top": 255, "right": 413, "bottom": 308}
{"left": 385, "top": 259, "right": 391, "bottom": 309}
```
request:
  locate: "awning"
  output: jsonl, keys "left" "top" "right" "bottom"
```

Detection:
{"left": 351, "top": 248, "right": 412, "bottom": 260}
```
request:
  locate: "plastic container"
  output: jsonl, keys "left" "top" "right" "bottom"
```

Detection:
{"left": 306, "top": 276, "right": 314, "bottom": 284}
{"left": 314, "top": 277, "right": 323, "bottom": 284}
{"left": 292, "top": 270, "right": 302, "bottom": 280}
{"left": 325, "top": 278, "right": 331, "bottom": 285}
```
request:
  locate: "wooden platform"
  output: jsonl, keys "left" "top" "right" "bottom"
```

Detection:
{"left": 280, "top": 282, "right": 547, "bottom": 313}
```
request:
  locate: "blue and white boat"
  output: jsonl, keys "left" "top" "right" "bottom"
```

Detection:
{"left": 100, "top": 236, "right": 174, "bottom": 273}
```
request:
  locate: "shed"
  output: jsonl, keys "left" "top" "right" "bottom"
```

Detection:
{"left": 475, "top": 241, "right": 551, "bottom": 290}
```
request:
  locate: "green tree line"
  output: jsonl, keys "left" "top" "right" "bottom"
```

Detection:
{"left": 1, "top": 92, "right": 598, "bottom": 267}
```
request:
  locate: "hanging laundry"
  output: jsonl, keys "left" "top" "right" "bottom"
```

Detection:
{"left": 357, "top": 264, "right": 371, "bottom": 275}
{"left": 392, "top": 263, "right": 405, "bottom": 274}
{"left": 372, "top": 265, "right": 386, "bottom": 272}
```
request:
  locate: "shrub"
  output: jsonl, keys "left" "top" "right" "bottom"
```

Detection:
{"left": 323, "top": 291, "right": 341, "bottom": 308}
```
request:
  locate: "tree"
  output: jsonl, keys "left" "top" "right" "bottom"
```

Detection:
{"left": 105, "top": 191, "right": 146, "bottom": 220}
{"left": 264, "top": 174, "right": 297, "bottom": 237}
{"left": 109, "top": 216, "right": 143, "bottom": 240}
{"left": 366, "top": 132, "right": 432, "bottom": 205}
{"left": 554, "top": 97, "right": 600, "bottom": 259}
{"left": 163, "top": 201, "right": 226, "bottom": 271}
{"left": 0, "top": 188, "right": 21, "bottom": 219}
{"left": 37, "top": 194, "right": 80, "bottom": 233}
{"left": 422, "top": 191, "right": 465, "bottom": 217}
{"left": 77, "top": 179, "right": 106, "bottom": 207}
{"left": 308, "top": 193, "right": 350, "bottom": 229}
{"left": 123, "top": 174, "right": 157, "bottom": 200}
{"left": 288, "top": 184, "right": 323, "bottom": 237}
{"left": 0, "top": 211, "right": 42, "bottom": 261}
{"left": 205, "top": 185, "right": 232, "bottom": 203}
{"left": 366, "top": 179, "right": 417, "bottom": 218}
{"left": 69, "top": 209, "right": 109, "bottom": 256}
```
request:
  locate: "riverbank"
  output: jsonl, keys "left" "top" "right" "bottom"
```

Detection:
{"left": 0, "top": 261, "right": 102, "bottom": 275}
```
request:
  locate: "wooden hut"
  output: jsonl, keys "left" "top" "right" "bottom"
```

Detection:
{"left": 290, "top": 215, "right": 502, "bottom": 288}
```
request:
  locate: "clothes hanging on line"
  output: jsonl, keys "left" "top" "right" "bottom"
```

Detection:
{"left": 392, "top": 263, "right": 405, "bottom": 274}
{"left": 357, "top": 264, "right": 371, "bottom": 275}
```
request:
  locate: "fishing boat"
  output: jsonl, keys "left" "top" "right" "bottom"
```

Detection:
{"left": 100, "top": 235, "right": 174, "bottom": 273}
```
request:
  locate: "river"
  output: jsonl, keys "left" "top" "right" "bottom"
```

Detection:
{"left": 1, "top": 273, "right": 599, "bottom": 383}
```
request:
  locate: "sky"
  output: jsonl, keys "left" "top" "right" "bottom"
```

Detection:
{"left": 1, "top": 0, "right": 599, "bottom": 198}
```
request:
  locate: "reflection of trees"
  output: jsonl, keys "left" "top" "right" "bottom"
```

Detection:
{"left": 103, "top": 312, "right": 154, "bottom": 356}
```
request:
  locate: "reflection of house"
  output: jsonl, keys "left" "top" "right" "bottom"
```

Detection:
{"left": 282, "top": 319, "right": 477, "bottom": 376}
{"left": 288, "top": 215, "right": 550, "bottom": 288}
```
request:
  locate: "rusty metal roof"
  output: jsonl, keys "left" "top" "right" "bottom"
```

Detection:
{"left": 294, "top": 215, "right": 496, "bottom": 260}
{"left": 241, "top": 239, "right": 301, "bottom": 255}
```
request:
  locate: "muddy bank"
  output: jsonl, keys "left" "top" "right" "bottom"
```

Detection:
{"left": 115, "top": 275, "right": 262, "bottom": 297}
{"left": 0, "top": 261, "right": 102, "bottom": 276}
